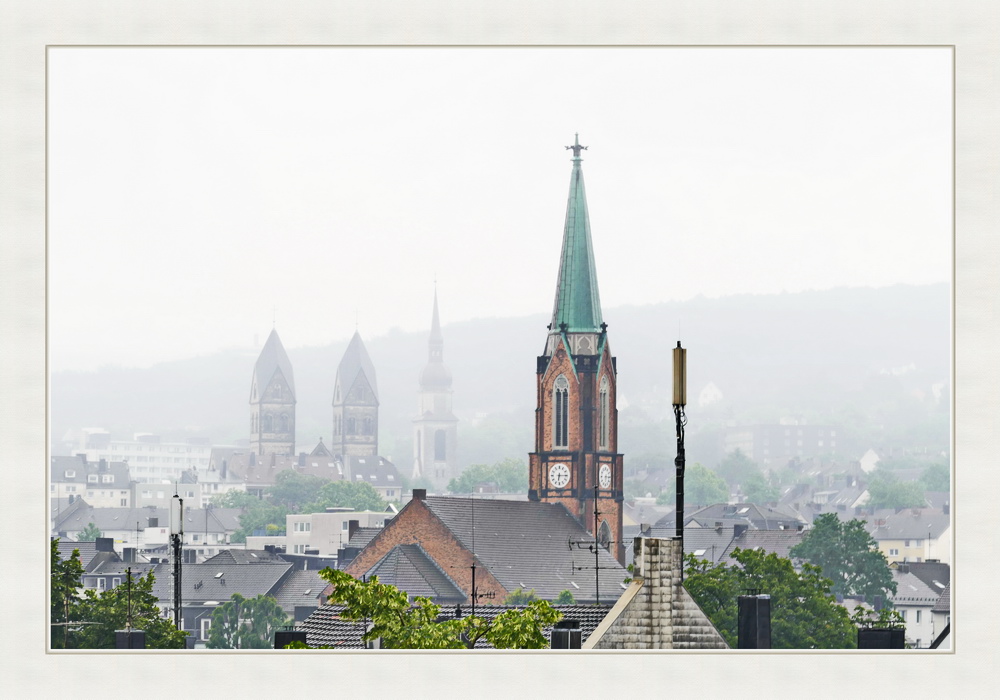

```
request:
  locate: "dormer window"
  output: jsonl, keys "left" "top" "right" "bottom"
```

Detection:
{"left": 88, "top": 474, "right": 98, "bottom": 483}
{"left": 102, "top": 474, "right": 114, "bottom": 483}
{"left": 64, "top": 470, "right": 76, "bottom": 479}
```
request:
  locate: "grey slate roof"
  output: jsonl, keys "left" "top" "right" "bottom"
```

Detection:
{"left": 720, "top": 528, "right": 807, "bottom": 562}
{"left": 52, "top": 504, "right": 242, "bottom": 536}
{"left": 203, "top": 549, "right": 288, "bottom": 565}
{"left": 271, "top": 569, "right": 327, "bottom": 615}
{"left": 365, "top": 544, "right": 466, "bottom": 603}
{"left": 346, "top": 527, "right": 382, "bottom": 549}
{"left": 422, "top": 496, "right": 627, "bottom": 603}
{"left": 335, "top": 331, "right": 379, "bottom": 402}
{"left": 252, "top": 328, "right": 295, "bottom": 398}
{"left": 891, "top": 570, "right": 940, "bottom": 606}
{"left": 150, "top": 562, "right": 292, "bottom": 605}
{"left": 899, "top": 561, "right": 950, "bottom": 593}
{"left": 931, "top": 583, "right": 950, "bottom": 613}
{"left": 686, "top": 502, "right": 805, "bottom": 530}
{"left": 54, "top": 539, "right": 98, "bottom": 568}
{"left": 298, "top": 603, "right": 612, "bottom": 649}
{"left": 871, "top": 508, "right": 950, "bottom": 541}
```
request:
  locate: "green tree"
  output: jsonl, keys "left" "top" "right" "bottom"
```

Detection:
{"left": 553, "top": 590, "right": 576, "bottom": 605}
{"left": 211, "top": 490, "right": 262, "bottom": 509}
{"left": 76, "top": 522, "right": 103, "bottom": 542}
{"left": 683, "top": 548, "right": 856, "bottom": 649}
{"left": 920, "top": 463, "right": 950, "bottom": 493}
{"left": 318, "top": 568, "right": 562, "bottom": 649}
{"left": 716, "top": 448, "right": 759, "bottom": 489}
{"left": 503, "top": 588, "right": 538, "bottom": 605}
{"left": 789, "top": 513, "right": 897, "bottom": 601}
{"left": 267, "top": 471, "right": 329, "bottom": 511}
{"left": 741, "top": 471, "right": 780, "bottom": 504}
{"left": 448, "top": 458, "right": 528, "bottom": 495}
{"left": 230, "top": 501, "right": 289, "bottom": 543}
{"left": 656, "top": 463, "right": 728, "bottom": 506}
{"left": 303, "top": 480, "right": 387, "bottom": 513}
{"left": 866, "top": 469, "right": 926, "bottom": 509}
{"left": 71, "top": 570, "right": 188, "bottom": 649}
{"left": 51, "top": 539, "right": 85, "bottom": 649}
{"left": 206, "top": 593, "right": 290, "bottom": 649}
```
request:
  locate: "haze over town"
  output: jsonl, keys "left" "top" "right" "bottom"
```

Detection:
{"left": 48, "top": 47, "right": 950, "bottom": 373}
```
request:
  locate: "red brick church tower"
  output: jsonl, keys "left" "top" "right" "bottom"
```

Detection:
{"left": 528, "top": 135, "right": 625, "bottom": 565}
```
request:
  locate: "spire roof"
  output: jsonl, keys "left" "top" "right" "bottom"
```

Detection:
{"left": 252, "top": 328, "right": 295, "bottom": 398}
{"left": 421, "top": 286, "right": 452, "bottom": 388}
{"left": 550, "top": 134, "right": 603, "bottom": 334}
{"left": 335, "top": 331, "right": 379, "bottom": 401}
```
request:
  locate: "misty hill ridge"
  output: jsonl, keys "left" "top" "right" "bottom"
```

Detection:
{"left": 51, "top": 284, "right": 949, "bottom": 461}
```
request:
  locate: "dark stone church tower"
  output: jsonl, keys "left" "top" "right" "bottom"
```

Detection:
{"left": 528, "top": 136, "right": 625, "bottom": 565}
{"left": 412, "top": 287, "right": 458, "bottom": 487}
{"left": 332, "top": 331, "right": 379, "bottom": 457}
{"left": 250, "top": 328, "right": 296, "bottom": 456}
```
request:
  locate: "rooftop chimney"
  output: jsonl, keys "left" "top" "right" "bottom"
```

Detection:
{"left": 347, "top": 519, "right": 360, "bottom": 542}
{"left": 413, "top": 489, "right": 427, "bottom": 501}
{"left": 95, "top": 537, "right": 114, "bottom": 553}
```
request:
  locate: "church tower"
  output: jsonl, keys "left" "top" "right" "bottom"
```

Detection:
{"left": 250, "top": 328, "right": 296, "bottom": 456}
{"left": 332, "top": 331, "right": 379, "bottom": 457}
{"left": 412, "top": 287, "right": 458, "bottom": 487}
{"left": 528, "top": 135, "right": 625, "bottom": 564}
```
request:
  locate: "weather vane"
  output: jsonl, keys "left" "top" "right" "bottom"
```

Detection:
{"left": 565, "top": 133, "right": 588, "bottom": 158}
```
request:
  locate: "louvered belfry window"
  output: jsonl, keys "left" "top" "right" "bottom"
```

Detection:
{"left": 554, "top": 375, "right": 569, "bottom": 449}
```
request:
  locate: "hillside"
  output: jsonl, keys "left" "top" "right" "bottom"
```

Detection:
{"left": 51, "top": 283, "right": 950, "bottom": 470}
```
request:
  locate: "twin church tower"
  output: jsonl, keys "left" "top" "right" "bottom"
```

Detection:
{"left": 247, "top": 297, "right": 458, "bottom": 485}
{"left": 247, "top": 136, "right": 623, "bottom": 562}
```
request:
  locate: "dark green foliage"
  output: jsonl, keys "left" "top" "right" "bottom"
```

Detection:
{"left": 866, "top": 469, "right": 926, "bottom": 509}
{"left": 716, "top": 448, "right": 759, "bottom": 489}
{"left": 206, "top": 593, "right": 290, "bottom": 649}
{"left": 52, "top": 541, "right": 188, "bottom": 650}
{"left": 51, "top": 539, "right": 85, "bottom": 649}
{"left": 553, "top": 589, "right": 576, "bottom": 604}
{"left": 268, "top": 471, "right": 328, "bottom": 510}
{"left": 741, "top": 471, "right": 780, "bottom": 504}
{"left": 503, "top": 587, "right": 538, "bottom": 605}
{"left": 76, "top": 522, "right": 103, "bottom": 542}
{"left": 318, "top": 568, "right": 562, "bottom": 649}
{"left": 920, "top": 463, "right": 950, "bottom": 493}
{"left": 656, "top": 463, "right": 728, "bottom": 506}
{"left": 303, "top": 479, "right": 387, "bottom": 513}
{"left": 789, "top": 513, "right": 896, "bottom": 601}
{"left": 683, "top": 548, "right": 856, "bottom": 649}
{"left": 447, "top": 458, "right": 528, "bottom": 495}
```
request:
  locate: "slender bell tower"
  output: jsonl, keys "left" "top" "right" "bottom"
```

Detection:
{"left": 250, "top": 328, "right": 296, "bottom": 456}
{"left": 412, "top": 286, "right": 458, "bottom": 487}
{"left": 528, "top": 135, "right": 625, "bottom": 565}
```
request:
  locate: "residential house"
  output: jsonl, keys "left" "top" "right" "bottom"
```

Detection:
{"left": 890, "top": 564, "right": 941, "bottom": 648}
{"left": 336, "top": 490, "right": 628, "bottom": 605}
{"left": 51, "top": 455, "right": 133, "bottom": 509}
{"left": 871, "top": 507, "right": 951, "bottom": 565}
{"left": 246, "top": 507, "right": 394, "bottom": 557}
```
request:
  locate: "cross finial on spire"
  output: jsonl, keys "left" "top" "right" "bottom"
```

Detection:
{"left": 565, "top": 132, "right": 588, "bottom": 158}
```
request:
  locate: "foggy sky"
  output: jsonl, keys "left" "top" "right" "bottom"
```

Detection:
{"left": 48, "top": 47, "right": 951, "bottom": 372}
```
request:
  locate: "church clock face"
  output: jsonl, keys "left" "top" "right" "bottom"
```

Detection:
{"left": 548, "top": 463, "right": 571, "bottom": 489}
{"left": 599, "top": 464, "right": 612, "bottom": 489}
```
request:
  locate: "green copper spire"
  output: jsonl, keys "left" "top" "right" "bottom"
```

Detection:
{"left": 550, "top": 134, "right": 603, "bottom": 333}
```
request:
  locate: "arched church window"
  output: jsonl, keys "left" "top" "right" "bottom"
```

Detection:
{"left": 553, "top": 375, "right": 569, "bottom": 449}
{"left": 346, "top": 417, "right": 356, "bottom": 434}
{"left": 364, "top": 417, "right": 373, "bottom": 435}
{"left": 251, "top": 414, "right": 256, "bottom": 433}
{"left": 434, "top": 430, "right": 446, "bottom": 460}
{"left": 280, "top": 414, "right": 289, "bottom": 432}
{"left": 599, "top": 375, "right": 610, "bottom": 450}
{"left": 262, "top": 414, "right": 272, "bottom": 433}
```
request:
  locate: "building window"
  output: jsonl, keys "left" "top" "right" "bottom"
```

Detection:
{"left": 200, "top": 618, "right": 212, "bottom": 641}
{"left": 900, "top": 610, "right": 907, "bottom": 621}
{"left": 294, "top": 522, "right": 311, "bottom": 533}
{"left": 112, "top": 577, "right": 121, "bottom": 588}
{"left": 97, "top": 579, "right": 106, "bottom": 591}
{"left": 102, "top": 474, "right": 114, "bottom": 483}
{"left": 88, "top": 474, "right": 98, "bottom": 483}
{"left": 905, "top": 540, "right": 910, "bottom": 547}
{"left": 599, "top": 375, "right": 610, "bottom": 450}
{"left": 553, "top": 375, "right": 569, "bottom": 449}
{"left": 916, "top": 610, "right": 921, "bottom": 623}
{"left": 889, "top": 548, "right": 899, "bottom": 556}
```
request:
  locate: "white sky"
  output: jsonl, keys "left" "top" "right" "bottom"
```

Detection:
{"left": 48, "top": 47, "right": 952, "bottom": 372}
